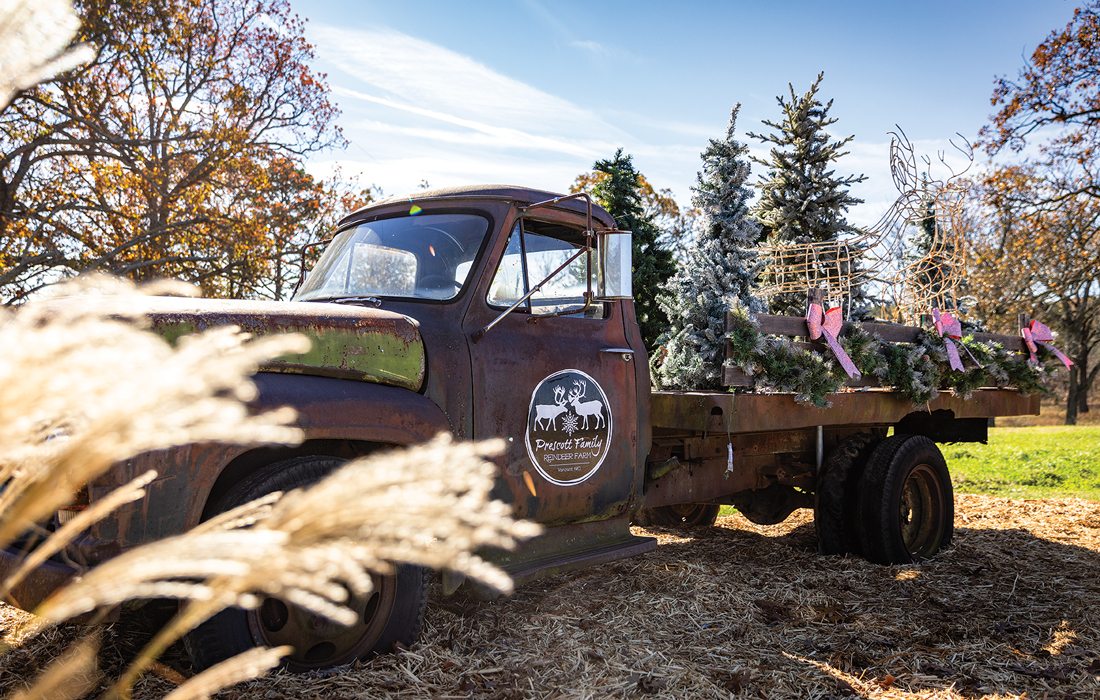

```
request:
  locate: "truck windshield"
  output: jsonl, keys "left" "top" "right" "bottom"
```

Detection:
{"left": 294, "top": 213, "right": 490, "bottom": 302}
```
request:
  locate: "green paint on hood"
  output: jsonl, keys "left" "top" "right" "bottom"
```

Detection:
{"left": 137, "top": 297, "right": 425, "bottom": 391}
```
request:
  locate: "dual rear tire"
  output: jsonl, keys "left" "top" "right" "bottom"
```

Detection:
{"left": 815, "top": 434, "right": 954, "bottom": 564}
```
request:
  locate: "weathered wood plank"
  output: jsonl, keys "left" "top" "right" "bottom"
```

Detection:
{"left": 652, "top": 389, "right": 1040, "bottom": 434}
{"left": 727, "top": 311, "right": 1028, "bottom": 353}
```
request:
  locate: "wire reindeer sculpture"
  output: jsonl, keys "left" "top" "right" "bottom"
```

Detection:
{"left": 757, "top": 127, "right": 974, "bottom": 324}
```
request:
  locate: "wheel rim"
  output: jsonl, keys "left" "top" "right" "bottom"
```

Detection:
{"left": 247, "top": 571, "right": 398, "bottom": 670}
{"left": 899, "top": 464, "right": 945, "bottom": 558}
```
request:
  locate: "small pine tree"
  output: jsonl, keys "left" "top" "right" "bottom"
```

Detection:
{"left": 750, "top": 72, "right": 868, "bottom": 316}
{"left": 653, "top": 105, "right": 763, "bottom": 389}
{"left": 590, "top": 149, "right": 675, "bottom": 351}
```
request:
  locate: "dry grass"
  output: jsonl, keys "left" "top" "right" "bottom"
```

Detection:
{"left": 0, "top": 277, "right": 543, "bottom": 697}
{"left": 4, "top": 493, "right": 1098, "bottom": 699}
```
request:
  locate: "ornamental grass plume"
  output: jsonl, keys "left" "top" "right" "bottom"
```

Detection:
{"left": 0, "top": 0, "right": 95, "bottom": 108}
{"left": 0, "top": 276, "right": 309, "bottom": 553}
{"left": 5, "top": 635, "right": 100, "bottom": 700}
{"left": 36, "top": 434, "right": 541, "bottom": 693}
{"left": 161, "top": 646, "right": 291, "bottom": 700}
{"left": 38, "top": 435, "right": 540, "bottom": 624}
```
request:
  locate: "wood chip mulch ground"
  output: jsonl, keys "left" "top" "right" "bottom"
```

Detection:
{"left": 2, "top": 493, "right": 1099, "bottom": 699}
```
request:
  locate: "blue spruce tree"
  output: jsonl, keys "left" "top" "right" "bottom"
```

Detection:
{"left": 653, "top": 106, "right": 763, "bottom": 390}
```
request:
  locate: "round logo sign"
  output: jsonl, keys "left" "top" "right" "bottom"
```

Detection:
{"left": 525, "top": 369, "right": 613, "bottom": 486}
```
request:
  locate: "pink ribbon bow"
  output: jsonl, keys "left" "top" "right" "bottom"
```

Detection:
{"left": 933, "top": 308, "right": 965, "bottom": 372}
{"left": 806, "top": 302, "right": 861, "bottom": 379}
{"left": 1021, "top": 319, "right": 1073, "bottom": 368}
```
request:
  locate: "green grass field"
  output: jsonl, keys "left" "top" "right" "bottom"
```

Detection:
{"left": 943, "top": 425, "right": 1100, "bottom": 500}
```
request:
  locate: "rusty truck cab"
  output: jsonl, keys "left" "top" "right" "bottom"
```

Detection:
{"left": 297, "top": 186, "right": 656, "bottom": 579}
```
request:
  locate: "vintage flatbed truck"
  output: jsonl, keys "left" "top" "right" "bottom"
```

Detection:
{"left": 1, "top": 185, "right": 1038, "bottom": 671}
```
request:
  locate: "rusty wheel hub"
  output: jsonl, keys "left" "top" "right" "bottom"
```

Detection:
{"left": 899, "top": 463, "right": 945, "bottom": 559}
{"left": 247, "top": 572, "right": 397, "bottom": 670}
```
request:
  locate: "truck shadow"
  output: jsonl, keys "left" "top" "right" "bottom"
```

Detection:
{"left": 2, "top": 508, "right": 1098, "bottom": 699}
{"left": 596, "top": 515, "right": 1100, "bottom": 697}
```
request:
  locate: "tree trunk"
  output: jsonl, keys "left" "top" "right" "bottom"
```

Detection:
{"left": 1066, "top": 364, "right": 1081, "bottom": 425}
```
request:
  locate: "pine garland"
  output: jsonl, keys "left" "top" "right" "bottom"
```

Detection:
{"left": 723, "top": 304, "right": 1051, "bottom": 407}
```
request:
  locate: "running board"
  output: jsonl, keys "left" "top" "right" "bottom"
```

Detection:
{"left": 497, "top": 516, "right": 657, "bottom": 587}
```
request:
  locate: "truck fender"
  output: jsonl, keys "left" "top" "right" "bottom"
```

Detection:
{"left": 102, "top": 372, "right": 452, "bottom": 547}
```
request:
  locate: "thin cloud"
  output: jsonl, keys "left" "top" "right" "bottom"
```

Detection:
{"left": 306, "top": 23, "right": 686, "bottom": 200}
{"left": 570, "top": 39, "right": 609, "bottom": 55}
{"left": 306, "top": 22, "right": 938, "bottom": 226}
{"left": 311, "top": 24, "right": 625, "bottom": 142}
{"left": 333, "top": 86, "right": 614, "bottom": 159}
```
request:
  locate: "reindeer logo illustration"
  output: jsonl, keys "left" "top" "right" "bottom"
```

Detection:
{"left": 533, "top": 385, "right": 569, "bottom": 431}
{"left": 525, "top": 369, "right": 613, "bottom": 487}
{"left": 568, "top": 379, "right": 605, "bottom": 430}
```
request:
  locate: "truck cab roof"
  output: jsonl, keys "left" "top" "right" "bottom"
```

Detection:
{"left": 341, "top": 184, "right": 617, "bottom": 229}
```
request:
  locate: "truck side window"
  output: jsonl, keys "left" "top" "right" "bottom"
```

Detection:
{"left": 487, "top": 221, "right": 605, "bottom": 318}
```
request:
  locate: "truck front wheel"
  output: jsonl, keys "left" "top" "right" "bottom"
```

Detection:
{"left": 856, "top": 435, "right": 954, "bottom": 564}
{"left": 183, "top": 456, "right": 429, "bottom": 672}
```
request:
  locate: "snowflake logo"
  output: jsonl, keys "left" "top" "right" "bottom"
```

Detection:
{"left": 561, "top": 413, "right": 580, "bottom": 436}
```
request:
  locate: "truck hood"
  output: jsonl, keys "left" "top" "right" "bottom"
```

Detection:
{"left": 132, "top": 296, "right": 425, "bottom": 391}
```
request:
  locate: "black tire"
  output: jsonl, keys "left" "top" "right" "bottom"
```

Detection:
{"left": 635, "top": 503, "right": 721, "bottom": 528}
{"left": 856, "top": 435, "right": 954, "bottom": 565}
{"left": 814, "top": 433, "right": 877, "bottom": 556}
{"left": 184, "top": 456, "right": 429, "bottom": 672}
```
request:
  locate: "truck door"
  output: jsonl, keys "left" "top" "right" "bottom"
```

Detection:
{"left": 463, "top": 216, "right": 639, "bottom": 524}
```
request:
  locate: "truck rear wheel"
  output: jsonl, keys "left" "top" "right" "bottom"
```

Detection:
{"left": 856, "top": 435, "right": 954, "bottom": 564}
{"left": 635, "top": 503, "right": 720, "bottom": 528}
{"left": 184, "top": 456, "right": 429, "bottom": 672}
{"left": 814, "top": 433, "right": 877, "bottom": 556}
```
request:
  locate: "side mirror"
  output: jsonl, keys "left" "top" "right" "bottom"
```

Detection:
{"left": 596, "top": 229, "right": 632, "bottom": 300}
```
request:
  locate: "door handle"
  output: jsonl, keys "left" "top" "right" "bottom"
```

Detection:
{"left": 600, "top": 347, "right": 634, "bottom": 362}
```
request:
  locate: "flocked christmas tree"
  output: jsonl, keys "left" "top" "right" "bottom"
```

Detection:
{"left": 652, "top": 105, "right": 763, "bottom": 389}
{"left": 590, "top": 149, "right": 676, "bottom": 352}
{"left": 750, "top": 72, "right": 869, "bottom": 316}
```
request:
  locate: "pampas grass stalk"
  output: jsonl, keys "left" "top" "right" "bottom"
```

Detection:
{"left": 0, "top": 276, "right": 308, "bottom": 549}
{"left": 6, "top": 634, "right": 100, "bottom": 700}
{"left": 0, "top": 0, "right": 96, "bottom": 109}
{"left": 0, "top": 471, "right": 156, "bottom": 599}
{"left": 35, "top": 434, "right": 540, "bottom": 695}
{"left": 162, "top": 646, "right": 291, "bottom": 700}
{"left": 0, "top": 277, "right": 540, "bottom": 699}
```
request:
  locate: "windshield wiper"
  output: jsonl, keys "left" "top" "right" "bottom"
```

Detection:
{"left": 307, "top": 295, "right": 383, "bottom": 307}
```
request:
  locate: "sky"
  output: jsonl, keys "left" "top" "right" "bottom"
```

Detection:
{"left": 291, "top": 0, "right": 1077, "bottom": 227}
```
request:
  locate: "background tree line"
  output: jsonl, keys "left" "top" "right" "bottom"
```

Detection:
{"left": 1, "top": 0, "right": 1095, "bottom": 423}
{"left": 575, "top": 2, "right": 1098, "bottom": 425}
{"left": 0, "top": 0, "right": 370, "bottom": 303}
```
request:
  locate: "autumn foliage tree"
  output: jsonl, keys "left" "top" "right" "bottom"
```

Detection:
{"left": 574, "top": 149, "right": 677, "bottom": 351}
{"left": 571, "top": 169, "right": 695, "bottom": 247}
{"left": 969, "top": 166, "right": 1100, "bottom": 424}
{"left": 976, "top": 2, "right": 1100, "bottom": 423}
{"left": 0, "top": 0, "right": 347, "bottom": 302}
{"left": 981, "top": 2, "right": 1100, "bottom": 202}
